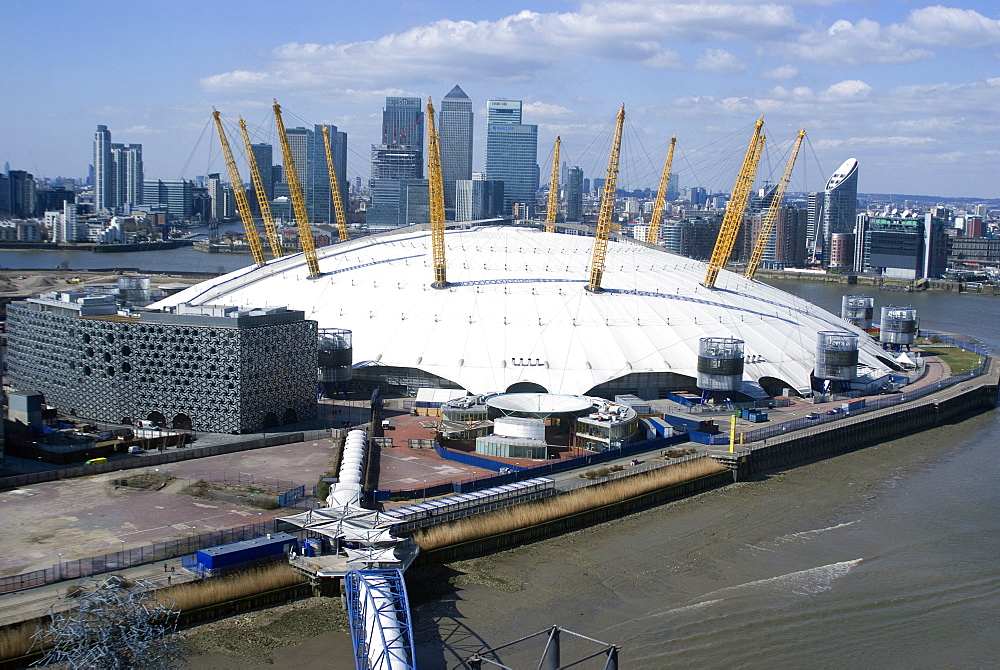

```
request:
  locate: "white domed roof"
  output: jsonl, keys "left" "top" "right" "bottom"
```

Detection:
{"left": 151, "top": 225, "right": 891, "bottom": 394}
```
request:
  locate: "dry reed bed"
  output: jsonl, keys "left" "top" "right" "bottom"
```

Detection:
{"left": 414, "top": 457, "right": 727, "bottom": 552}
{"left": 155, "top": 563, "right": 305, "bottom": 611}
{"left": 0, "top": 564, "right": 307, "bottom": 662}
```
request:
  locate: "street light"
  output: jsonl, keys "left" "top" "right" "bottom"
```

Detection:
{"left": 120, "top": 540, "right": 126, "bottom": 566}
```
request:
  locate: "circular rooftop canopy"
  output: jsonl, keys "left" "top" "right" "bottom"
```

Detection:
{"left": 151, "top": 225, "right": 893, "bottom": 396}
{"left": 487, "top": 393, "right": 594, "bottom": 417}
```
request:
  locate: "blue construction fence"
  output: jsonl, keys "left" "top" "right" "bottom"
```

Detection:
{"left": 372, "top": 433, "right": 687, "bottom": 501}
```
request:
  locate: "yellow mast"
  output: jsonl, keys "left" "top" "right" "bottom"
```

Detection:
{"left": 645, "top": 136, "right": 676, "bottom": 245}
{"left": 426, "top": 97, "right": 448, "bottom": 289}
{"left": 745, "top": 128, "right": 806, "bottom": 280}
{"left": 239, "top": 118, "right": 283, "bottom": 259}
{"left": 273, "top": 100, "right": 321, "bottom": 279}
{"left": 321, "top": 125, "right": 349, "bottom": 243}
{"left": 545, "top": 136, "right": 561, "bottom": 234}
{"left": 586, "top": 105, "right": 626, "bottom": 293}
{"left": 211, "top": 109, "right": 266, "bottom": 266}
{"left": 702, "top": 118, "right": 765, "bottom": 289}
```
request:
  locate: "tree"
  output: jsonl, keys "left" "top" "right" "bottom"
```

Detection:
{"left": 32, "top": 575, "right": 184, "bottom": 669}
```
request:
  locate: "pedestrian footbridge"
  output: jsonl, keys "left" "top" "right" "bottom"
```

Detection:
{"left": 344, "top": 569, "right": 416, "bottom": 670}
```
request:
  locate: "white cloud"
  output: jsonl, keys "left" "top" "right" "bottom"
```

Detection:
{"left": 788, "top": 6, "right": 1000, "bottom": 65}
{"left": 814, "top": 136, "right": 939, "bottom": 149}
{"left": 820, "top": 80, "right": 872, "bottom": 101}
{"left": 761, "top": 64, "right": 798, "bottom": 80}
{"left": 201, "top": 3, "right": 799, "bottom": 93}
{"left": 523, "top": 102, "right": 574, "bottom": 117}
{"left": 695, "top": 49, "right": 747, "bottom": 74}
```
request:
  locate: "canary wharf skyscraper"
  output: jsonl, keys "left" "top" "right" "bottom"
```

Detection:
{"left": 485, "top": 99, "right": 538, "bottom": 215}
{"left": 439, "top": 85, "right": 474, "bottom": 213}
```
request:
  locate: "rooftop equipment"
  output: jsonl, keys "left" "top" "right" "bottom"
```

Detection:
{"left": 586, "top": 104, "right": 626, "bottom": 293}
{"left": 703, "top": 118, "right": 764, "bottom": 289}
{"left": 814, "top": 331, "right": 859, "bottom": 381}
{"left": 879, "top": 306, "right": 917, "bottom": 345}
{"left": 841, "top": 295, "right": 875, "bottom": 330}
{"left": 696, "top": 337, "right": 745, "bottom": 392}
{"left": 544, "top": 136, "right": 561, "bottom": 234}
{"left": 646, "top": 136, "right": 677, "bottom": 245}
{"left": 745, "top": 127, "right": 805, "bottom": 281}
{"left": 274, "top": 100, "right": 322, "bottom": 279}
{"left": 426, "top": 98, "right": 448, "bottom": 289}
{"left": 212, "top": 109, "right": 266, "bottom": 266}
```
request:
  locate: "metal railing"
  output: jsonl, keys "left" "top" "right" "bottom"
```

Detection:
{"left": 0, "top": 519, "right": 310, "bottom": 596}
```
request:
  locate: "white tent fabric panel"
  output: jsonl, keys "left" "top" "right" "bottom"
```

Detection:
{"left": 151, "top": 226, "right": 892, "bottom": 394}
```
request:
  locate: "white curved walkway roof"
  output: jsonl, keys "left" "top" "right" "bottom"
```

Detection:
{"left": 151, "top": 225, "right": 891, "bottom": 395}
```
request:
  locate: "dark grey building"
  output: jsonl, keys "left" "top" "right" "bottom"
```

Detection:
{"left": 439, "top": 85, "right": 474, "bottom": 213}
{"left": 6, "top": 294, "right": 318, "bottom": 434}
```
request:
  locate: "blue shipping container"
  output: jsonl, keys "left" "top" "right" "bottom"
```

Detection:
{"left": 195, "top": 532, "right": 296, "bottom": 570}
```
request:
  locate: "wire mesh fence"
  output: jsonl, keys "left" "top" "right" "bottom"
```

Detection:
{"left": 0, "top": 519, "right": 311, "bottom": 596}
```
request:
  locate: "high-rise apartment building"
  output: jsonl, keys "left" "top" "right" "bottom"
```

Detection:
{"left": 820, "top": 158, "right": 859, "bottom": 266}
{"left": 440, "top": 85, "right": 474, "bottom": 213}
{"left": 93, "top": 126, "right": 143, "bottom": 213}
{"left": 94, "top": 126, "right": 113, "bottom": 213}
{"left": 485, "top": 99, "right": 538, "bottom": 215}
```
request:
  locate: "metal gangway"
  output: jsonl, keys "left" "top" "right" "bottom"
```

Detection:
{"left": 344, "top": 569, "right": 417, "bottom": 670}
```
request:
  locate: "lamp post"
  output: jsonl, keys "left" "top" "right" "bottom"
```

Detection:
{"left": 120, "top": 540, "right": 126, "bottom": 566}
{"left": 57, "top": 552, "right": 63, "bottom": 580}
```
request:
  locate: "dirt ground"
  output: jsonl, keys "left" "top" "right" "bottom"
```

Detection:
{"left": 0, "top": 437, "right": 340, "bottom": 577}
{"left": 0, "top": 270, "right": 204, "bottom": 301}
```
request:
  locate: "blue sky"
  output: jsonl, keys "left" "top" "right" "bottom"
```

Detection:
{"left": 3, "top": 0, "right": 998, "bottom": 198}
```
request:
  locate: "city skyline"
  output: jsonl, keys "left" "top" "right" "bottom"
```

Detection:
{"left": 2, "top": 1, "right": 998, "bottom": 198}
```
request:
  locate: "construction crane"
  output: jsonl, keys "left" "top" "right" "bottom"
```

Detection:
{"left": 745, "top": 128, "right": 806, "bottom": 280}
{"left": 545, "top": 136, "right": 561, "bottom": 234}
{"left": 702, "top": 118, "right": 765, "bottom": 290}
{"left": 273, "top": 100, "right": 322, "bottom": 279}
{"left": 586, "top": 104, "right": 626, "bottom": 293}
{"left": 321, "top": 126, "right": 349, "bottom": 243}
{"left": 426, "top": 97, "right": 448, "bottom": 289}
{"left": 211, "top": 109, "right": 266, "bottom": 266}
{"left": 239, "top": 118, "right": 283, "bottom": 259}
{"left": 645, "top": 135, "right": 676, "bottom": 245}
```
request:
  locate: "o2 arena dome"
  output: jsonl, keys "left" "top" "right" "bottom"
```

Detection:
{"left": 151, "top": 225, "right": 894, "bottom": 399}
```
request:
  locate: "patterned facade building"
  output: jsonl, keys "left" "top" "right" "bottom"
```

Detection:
{"left": 6, "top": 295, "right": 317, "bottom": 434}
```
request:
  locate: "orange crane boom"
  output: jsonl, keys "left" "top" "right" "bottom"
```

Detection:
{"left": 586, "top": 104, "right": 626, "bottom": 293}
{"left": 545, "top": 136, "right": 561, "bottom": 234}
{"left": 321, "top": 126, "right": 349, "bottom": 243}
{"left": 211, "top": 109, "right": 266, "bottom": 266}
{"left": 745, "top": 128, "right": 806, "bottom": 280}
{"left": 426, "top": 97, "right": 448, "bottom": 289}
{"left": 273, "top": 101, "right": 321, "bottom": 279}
{"left": 239, "top": 118, "right": 283, "bottom": 259}
{"left": 646, "top": 136, "right": 676, "bottom": 245}
{"left": 702, "top": 118, "right": 765, "bottom": 289}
